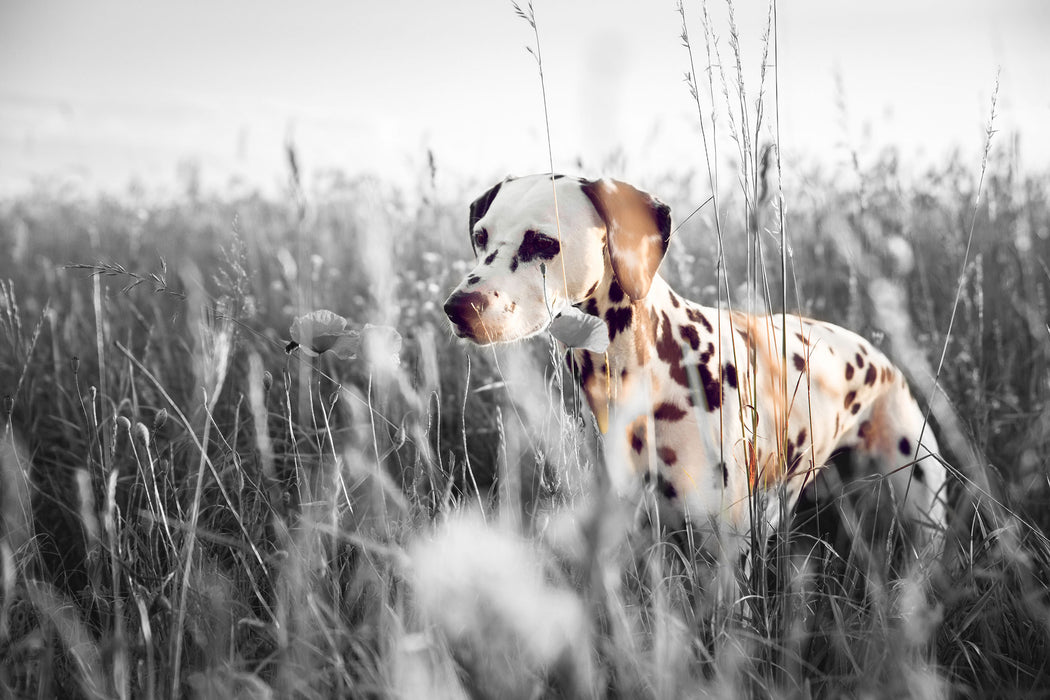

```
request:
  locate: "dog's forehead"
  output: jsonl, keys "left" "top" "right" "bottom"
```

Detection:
{"left": 477, "top": 175, "right": 598, "bottom": 235}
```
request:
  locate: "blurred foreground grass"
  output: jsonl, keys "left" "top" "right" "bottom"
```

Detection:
{"left": 1, "top": 152, "right": 1049, "bottom": 698}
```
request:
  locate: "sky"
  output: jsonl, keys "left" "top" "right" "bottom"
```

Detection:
{"left": 0, "top": 1, "right": 1047, "bottom": 198}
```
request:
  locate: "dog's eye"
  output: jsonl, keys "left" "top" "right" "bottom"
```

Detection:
{"left": 473, "top": 228, "right": 489, "bottom": 250}
{"left": 534, "top": 233, "right": 560, "bottom": 255}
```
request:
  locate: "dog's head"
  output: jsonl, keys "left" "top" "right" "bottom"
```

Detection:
{"left": 444, "top": 174, "right": 671, "bottom": 345}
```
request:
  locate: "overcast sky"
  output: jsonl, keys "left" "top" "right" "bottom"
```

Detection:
{"left": 1, "top": 1, "right": 1046, "bottom": 197}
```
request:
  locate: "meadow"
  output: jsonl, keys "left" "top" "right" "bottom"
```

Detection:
{"left": 1, "top": 138, "right": 1048, "bottom": 698}
{"left": 3, "top": 6, "right": 1050, "bottom": 698}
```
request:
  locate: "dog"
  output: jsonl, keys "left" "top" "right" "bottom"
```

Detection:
{"left": 444, "top": 174, "right": 947, "bottom": 557}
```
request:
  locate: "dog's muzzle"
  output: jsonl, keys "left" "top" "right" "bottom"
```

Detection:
{"left": 443, "top": 290, "right": 488, "bottom": 338}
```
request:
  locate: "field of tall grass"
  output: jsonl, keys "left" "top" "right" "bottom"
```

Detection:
{"left": 2, "top": 143, "right": 1048, "bottom": 698}
{"left": 3, "top": 4, "right": 1050, "bottom": 699}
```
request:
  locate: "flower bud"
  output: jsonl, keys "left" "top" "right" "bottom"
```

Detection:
{"left": 153, "top": 408, "right": 168, "bottom": 432}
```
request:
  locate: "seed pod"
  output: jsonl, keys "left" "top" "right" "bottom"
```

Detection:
{"left": 153, "top": 408, "right": 168, "bottom": 432}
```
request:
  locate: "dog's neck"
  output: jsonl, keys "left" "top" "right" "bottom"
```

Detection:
{"left": 570, "top": 272, "right": 689, "bottom": 433}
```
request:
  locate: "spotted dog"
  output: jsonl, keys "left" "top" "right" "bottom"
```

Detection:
{"left": 444, "top": 174, "right": 947, "bottom": 555}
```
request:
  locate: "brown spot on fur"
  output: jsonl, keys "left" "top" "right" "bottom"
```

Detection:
{"left": 655, "top": 312, "right": 689, "bottom": 387}
{"left": 793, "top": 353, "right": 806, "bottom": 372}
{"left": 607, "top": 278, "right": 625, "bottom": 304}
{"left": 795, "top": 332, "right": 808, "bottom": 345}
{"left": 698, "top": 342, "right": 715, "bottom": 365}
{"left": 855, "top": 352, "right": 865, "bottom": 368}
{"left": 657, "top": 447, "right": 678, "bottom": 465}
{"left": 697, "top": 363, "right": 722, "bottom": 411}
{"left": 845, "top": 363, "right": 854, "bottom": 380}
{"left": 686, "top": 307, "right": 713, "bottom": 333}
{"left": 724, "top": 362, "right": 738, "bottom": 389}
{"left": 858, "top": 420, "right": 873, "bottom": 447}
{"left": 605, "top": 306, "right": 633, "bottom": 341}
{"left": 679, "top": 324, "right": 700, "bottom": 350}
{"left": 654, "top": 402, "right": 687, "bottom": 422}
{"left": 669, "top": 290, "right": 680, "bottom": 308}
{"left": 578, "top": 350, "right": 594, "bottom": 385}
{"left": 575, "top": 348, "right": 611, "bottom": 430}
{"left": 631, "top": 430, "right": 644, "bottom": 454}
{"left": 899, "top": 437, "right": 911, "bottom": 456}
{"left": 843, "top": 390, "right": 857, "bottom": 409}
{"left": 656, "top": 473, "right": 678, "bottom": 500}
{"left": 864, "top": 364, "right": 877, "bottom": 386}
{"left": 850, "top": 403, "right": 861, "bottom": 415}
{"left": 797, "top": 427, "right": 807, "bottom": 447}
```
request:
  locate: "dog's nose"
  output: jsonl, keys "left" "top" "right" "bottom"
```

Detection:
{"left": 443, "top": 291, "right": 488, "bottom": 329}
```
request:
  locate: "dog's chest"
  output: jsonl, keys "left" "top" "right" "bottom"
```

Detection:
{"left": 569, "top": 282, "right": 742, "bottom": 509}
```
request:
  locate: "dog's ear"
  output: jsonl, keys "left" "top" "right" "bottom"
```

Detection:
{"left": 581, "top": 178, "right": 672, "bottom": 300}
{"left": 467, "top": 177, "right": 510, "bottom": 255}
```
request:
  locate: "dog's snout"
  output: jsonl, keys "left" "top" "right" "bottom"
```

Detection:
{"left": 444, "top": 290, "right": 488, "bottom": 328}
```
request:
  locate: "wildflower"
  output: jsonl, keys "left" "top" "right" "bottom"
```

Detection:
{"left": 288, "top": 310, "right": 402, "bottom": 367}
{"left": 549, "top": 306, "right": 610, "bottom": 353}
{"left": 287, "top": 310, "right": 361, "bottom": 359}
